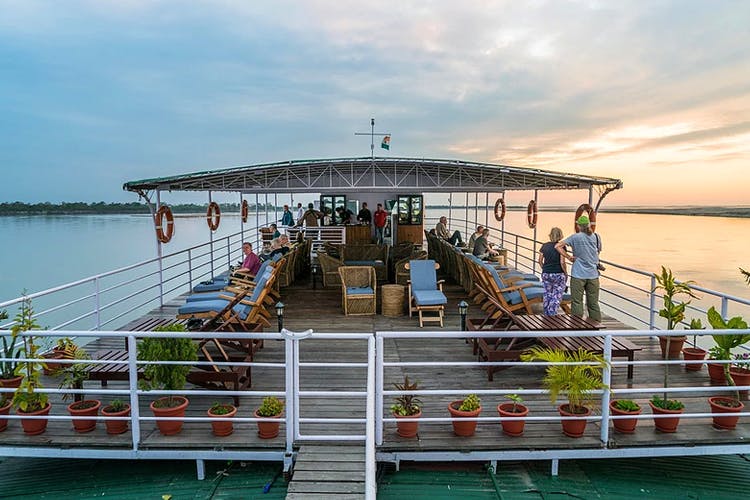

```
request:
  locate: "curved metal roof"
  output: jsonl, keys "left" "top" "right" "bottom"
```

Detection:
{"left": 123, "top": 156, "right": 622, "bottom": 194}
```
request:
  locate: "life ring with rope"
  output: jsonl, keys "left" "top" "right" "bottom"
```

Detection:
{"left": 206, "top": 202, "right": 221, "bottom": 231}
{"left": 493, "top": 198, "right": 506, "bottom": 222}
{"left": 574, "top": 203, "right": 597, "bottom": 232}
{"left": 241, "top": 199, "right": 249, "bottom": 223}
{"left": 154, "top": 205, "right": 174, "bottom": 243}
{"left": 526, "top": 200, "right": 538, "bottom": 228}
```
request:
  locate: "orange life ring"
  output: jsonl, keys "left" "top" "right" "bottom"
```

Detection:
{"left": 241, "top": 199, "right": 249, "bottom": 223}
{"left": 493, "top": 198, "right": 506, "bottom": 222}
{"left": 526, "top": 200, "right": 538, "bottom": 228}
{"left": 206, "top": 202, "right": 221, "bottom": 231}
{"left": 574, "top": 203, "right": 597, "bottom": 232}
{"left": 154, "top": 205, "right": 174, "bottom": 243}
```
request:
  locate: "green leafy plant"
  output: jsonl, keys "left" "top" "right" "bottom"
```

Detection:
{"left": 521, "top": 347, "right": 607, "bottom": 414}
{"left": 686, "top": 318, "right": 705, "bottom": 350}
{"left": 650, "top": 395, "right": 684, "bottom": 411}
{"left": 390, "top": 376, "right": 422, "bottom": 416}
{"left": 458, "top": 393, "right": 481, "bottom": 412}
{"left": 706, "top": 306, "right": 750, "bottom": 400}
{"left": 11, "top": 296, "right": 47, "bottom": 413}
{"left": 209, "top": 402, "right": 235, "bottom": 415}
{"left": 0, "top": 309, "right": 20, "bottom": 380}
{"left": 256, "top": 396, "right": 284, "bottom": 417}
{"left": 54, "top": 337, "right": 78, "bottom": 357}
{"left": 137, "top": 324, "right": 197, "bottom": 408}
{"left": 104, "top": 399, "right": 127, "bottom": 413}
{"left": 613, "top": 399, "right": 640, "bottom": 412}
{"left": 504, "top": 389, "right": 525, "bottom": 413}
{"left": 57, "top": 346, "right": 91, "bottom": 402}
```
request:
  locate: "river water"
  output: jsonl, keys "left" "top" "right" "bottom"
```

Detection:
{"left": 1, "top": 210, "right": 748, "bottom": 326}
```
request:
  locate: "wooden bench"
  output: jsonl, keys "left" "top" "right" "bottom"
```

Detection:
{"left": 539, "top": 334, "right": 641, "bottom": 380}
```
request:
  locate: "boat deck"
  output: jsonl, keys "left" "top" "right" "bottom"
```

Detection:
{"left": 2, "top": 278, "right": 747, "bottom": 456}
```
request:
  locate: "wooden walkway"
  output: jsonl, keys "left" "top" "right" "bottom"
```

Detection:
{"left": 2, "top": 273, "right": 748, "bottom": 499}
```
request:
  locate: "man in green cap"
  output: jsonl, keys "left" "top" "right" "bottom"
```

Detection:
{"left": 555, "top": 214, "right": 603, "bottom": 322}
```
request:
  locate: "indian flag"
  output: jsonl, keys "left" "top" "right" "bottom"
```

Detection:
{"left": 381, "top": 135, "right": 391, "bottom": 150}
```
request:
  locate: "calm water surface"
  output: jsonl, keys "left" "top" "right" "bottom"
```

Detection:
{"left": 1, "top": 211, "right": 748, "bottom": 324}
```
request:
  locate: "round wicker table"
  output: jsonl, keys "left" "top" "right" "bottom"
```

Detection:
{"left": 381, "top": 284, "right": 406, "bottom": 317}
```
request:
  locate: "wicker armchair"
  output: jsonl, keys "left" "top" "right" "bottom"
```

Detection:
{"left": 338, "top": 266, "right": 377, "bottom": 315}
{"left": 395, "top": 250, "right": 427, "bottom": 285}
{"left": 318, "top": 252, "right": 343, "bottom": 287}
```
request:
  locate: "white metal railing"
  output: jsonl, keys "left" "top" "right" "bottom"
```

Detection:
{"left": 375, "top": 329, "right": 750, "bottom": 460}
{"left": 0, "top": 328, "right": 376, "bottom": 498}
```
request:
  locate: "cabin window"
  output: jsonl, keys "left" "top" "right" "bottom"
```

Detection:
{"left": 397, "top": 195, "right": 423, "bottom": 225}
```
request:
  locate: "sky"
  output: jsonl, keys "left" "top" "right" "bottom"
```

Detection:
{"left": 1, "top": 0, "right": 749, "bottom": 207}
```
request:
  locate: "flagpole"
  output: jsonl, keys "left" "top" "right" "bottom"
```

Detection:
{"left": 355, "top": 118, "right": 390, "bottom": 159}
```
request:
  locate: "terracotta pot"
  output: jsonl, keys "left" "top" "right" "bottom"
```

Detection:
{"left": 42, "top": 353, "right": 65, "bottom": 375}
{"left": 729, "top": 367, "right": 750, "bottom": 400}
{"left": 254, "top": 409, "right": 282, "bottom": 439}
{"left": 558, "top": 404, "right": 590, "bottom": 438}
{"left": 150, "top": 396, "right": 189, "bottom": 436}
{"left": 497, "top": 403, "right": 529, "bottom": 437}
{"left": 208, "top": 405, "right": 238, "bottom": 437}
{"left": 393, "top": 410, "right": 421, "bottom": 438}
{"left": 708, "top": 361, "right": 727, "bottom": 384}
{"left": 682, "top": 347, "right": 707, "bottom": 371}
{"left": 448, "top": 400, "right": 482, "bottom": 437}
{"left": 102, "top": 404, "right": 131, "bottom": 435}
{"left": 658, "top": 335, "right": 686, "bottom": 360}
{"left": 18, "top": 403, "right": 52, "bottom": 435}
{"left": 0, "top": 399, "right": 11, "bottom": 432}
{"left": 609, "top": 401, "right": 642, "bottom": 434}
{"left": 708, "top": 396, "right": 744, "bottom": 430}
{"left": 67, "top": 400, "right": 101, "bottom": 433}
{"left": 649, "top": 400, "right": 683, "bottom": 433}
{"left": 0, "top": 375, "right": 23, "bottom": 389}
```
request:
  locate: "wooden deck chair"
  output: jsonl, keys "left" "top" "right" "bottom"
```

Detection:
{"left": 185, "top": 259, "right": 278, "bottom": 305}
{"left": 406, "top": 259, "right": 447, "bottom": 327}
{"left": 472, "top": 264, "right": 542, "bottom": 325}
{"left": 338, "top": 266, "right": 376, "bottom": 315}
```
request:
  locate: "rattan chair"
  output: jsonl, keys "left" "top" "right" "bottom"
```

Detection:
{"left": 318, "top": 252, "right": 343, "bottom": 287}
{"left": 338, "top": 266, "right": 377, "bottom": 315}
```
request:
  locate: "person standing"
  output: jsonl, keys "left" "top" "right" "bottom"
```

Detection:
{"left": 555, "top": 216, "right": 602, "bottom": 322}
{"left": 296, "top": 203, "right": 322, "bottom": 227}
{"left": 279, "top": 205, "right": 294, "bottom": 226}
{"left": 435, "top": 216, "right": 464, "bottom": 246}
{"left": 295, "top": 202, "right": 304, "bottom": 224}
{"left": 357, "top": 202, "right": 372, "bottom": 225}
{"left": 373, "top": 203, "right": 388, "bottom": 245}
{"left": 539, "top": 227, "right": 568, "bottom": 315}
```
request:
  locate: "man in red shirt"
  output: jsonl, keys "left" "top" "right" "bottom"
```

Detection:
{"left": 237, "top": 242, "right": 261, "bottom": 275}
{"left": 373, "top": 203, "right": 389, "bottom": 245}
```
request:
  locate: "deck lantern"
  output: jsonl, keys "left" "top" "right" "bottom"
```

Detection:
{"left": 311, "top": 262, "right": 320, "bottom": 290}
{"left": 458, "top": 300, "right": 468, "bottom": 332}
{"left": 275, "top": 301, "right": 285, "bottom": 332}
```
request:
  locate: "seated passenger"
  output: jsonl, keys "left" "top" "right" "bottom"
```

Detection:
{"left": 467, "top": 225, "right": 484, "bottom": 252}
{"left": 269, "top": 223, "right": 281, "bottom": 239}
{"left": 472, "top": 229, "right": 499, "bottom": 260}
{"left": 435, "top": 216, "right": 464, "bottom": 246}
{"left": 236, "top": 242, "right": 262, "bottom": 275}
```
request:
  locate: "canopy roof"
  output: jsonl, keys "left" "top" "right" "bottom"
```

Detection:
{"left": 123, "top": 156, "right": 622, "bottom": 195}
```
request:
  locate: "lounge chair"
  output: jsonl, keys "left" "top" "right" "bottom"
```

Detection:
{"left": 407, "top": 260, "right": 447, "bottom": 327}
{"left": 338, "top": 266, "right": 377, "bottom": 315}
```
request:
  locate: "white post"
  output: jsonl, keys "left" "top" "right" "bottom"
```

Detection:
{"left": 600, "top": 334, "right": 613, "bottom": 447}
{"left": 208, "top": 191, "right": 215, "bottom": 277}
{"left": 649, "top": 275, "right": 657, "bottom": 330}
{"left": 240, "top": 192, "right": 245, "bottom": 243}
{"left": 365, "top": 335, "right": 377, "bottom": 500}
{"left": 284, "top": 334, "right": 295, "bottom": 455}
{"left": 156, "top": 190, "right": 164, "bottom": 307}
{"left": 532, "top": 189, "right": 538, "bottom": 274}
{"left": 127, "top": 334, "right": 141, "bottom": 451}
{"left": 375, "top": 334, "right": 384, "bottom": 445}
{"left": 94, "top": 277, "right": 101, "bottom": 330}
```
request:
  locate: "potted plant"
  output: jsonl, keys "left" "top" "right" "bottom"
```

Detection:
{"left": 137, "top": 323, "right": 198, "bottom": 436}
{"left": 208, "top": 401, "right": 238, "bottom": 437}
{"left": 521, "top": 347, "right": 607, "bottom": 438}
{"left": 496, "top": 390, "right": 529, "bottom": 437}
{"left": 101, "top": 399, "right": 131, "bottom": 435}
{"left": 730, "top": 353, "right": 750, "bottom": 400}
{"left": 653, "top": 267, "right": 697, "bottom": 360}
{"left": 609, "top": 399, "right": 642, "bottom": 434}
{"left": 0, "top": 395, "right": 11, "bottom": 432}
{"left": 447, "top": 393, "right": 482, "bottom": 437}
{"left": 59, "top": 347, "right": 101, "bottom": 433}
{"left": 707, "top": 345, "right": 728, "bottom": 384}
{"left": 649, "top": 395, "right": 685, "bottom": 433}
{"left": 0, "top": 309, "right": 23, "bottom": 389}
{"left": 254, "top": 396, "right": 284, "bottom": 439}
{"left": 11, "top": 297, "right": 52, "bottom": 435}
{"left": 390, "top": 376, "right": 422, "bottom": 438}
{"left": 682, "top": 318, "right": 707, "bottom": 371}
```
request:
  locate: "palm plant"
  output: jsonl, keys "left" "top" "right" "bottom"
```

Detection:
{"left": 390, "top": 376, "right": 421, "bottom": 416}
{"left": 707, "top": 306, "right": 750, "bottom": 401}
{"left": 521, "top": 347, "right": 607, "bottom": 414}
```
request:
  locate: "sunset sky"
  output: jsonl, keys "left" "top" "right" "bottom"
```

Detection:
{"left": 2, "top": 1, "right": 749, "bottom": 206}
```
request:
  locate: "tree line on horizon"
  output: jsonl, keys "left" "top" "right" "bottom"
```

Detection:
{"left": 0, "top": 201, "right": 279, "bottom": 215}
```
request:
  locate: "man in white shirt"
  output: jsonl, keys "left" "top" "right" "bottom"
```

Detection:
{"left": 295, "top": 203, "right": 304, "bottom": 224}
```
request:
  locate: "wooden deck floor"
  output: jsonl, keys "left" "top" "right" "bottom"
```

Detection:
{"left": 2, "top": 277, "right": 747, "bottom": 456}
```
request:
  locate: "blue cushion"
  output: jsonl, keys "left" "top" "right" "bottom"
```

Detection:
{"left": 178, "top": 299, "right": 250, "bottom": 319}
{"left": 503, "top": 290, "right": 523, "bottom": 304}
{"left": 192, "top": 279, "right": 230, "bottom": 293}
{"left": 522, "top": 287, "right": 545, "bottom": 300}
{"left": 346, "top": 286, "right": 375, "bottom": 295}
{"left": 413, "top": 290, "right": 447, "bottom": 306}
{"left": 410, "top": 260, "right": 438, "bottom": 292}
{"left": 186, "top": 291, "right": 228, "bottom": 302}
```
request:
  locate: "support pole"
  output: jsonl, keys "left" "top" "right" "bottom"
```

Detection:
{"left": 208, "top": 191, "right": 215, "bottom": 278}
{"left": 196, "top": 459, "right": 206, "bottom": 480}
{"left": 156, "top": 190, "right": 164, "bottom": 307}
{"left": 532, "top": 189, "right": 538, "bottom": 274}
